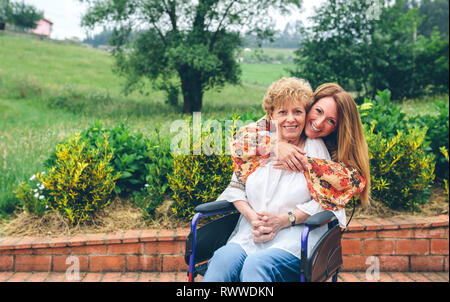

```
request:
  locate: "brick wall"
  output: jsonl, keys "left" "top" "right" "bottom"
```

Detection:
{"left": 342, "top": 215, "right": 449, "bottom": 272}
{"left": 0, "top": 216, "right": 448, "bottom": 273}
{"left": 0, "top": 229, "right": 189, "bottom": 273}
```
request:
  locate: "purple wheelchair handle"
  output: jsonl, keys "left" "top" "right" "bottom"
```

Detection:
{"left": 300, "top": 225, "right": 311, "bottom": 282}
{"left": 188, "top": 210, "right": 236, "bottom": 282}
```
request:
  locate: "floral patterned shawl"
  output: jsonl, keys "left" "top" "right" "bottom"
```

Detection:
{"left": 230, "top": 116, "right": 366, "bottom": 211}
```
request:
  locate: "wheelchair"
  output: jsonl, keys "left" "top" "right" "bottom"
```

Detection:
{"left": 185, "top": 200, "right": 343, "bottom": 282}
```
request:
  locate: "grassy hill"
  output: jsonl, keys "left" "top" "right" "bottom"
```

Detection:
{"left": 0, "top": 32, "right": 291, "bottom": 101}
{"left": 0, "top": 33, "right": 124, "bottom": 93}
{"left": 0, "top": 32, "right": 294, "bottom": 216}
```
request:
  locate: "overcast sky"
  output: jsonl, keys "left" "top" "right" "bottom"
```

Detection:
{"left": 21, "top": 0, "right": 324, "bottom": 40}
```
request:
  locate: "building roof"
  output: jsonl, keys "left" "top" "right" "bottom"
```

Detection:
{"left": 40, "top": 18, "right": 53, "bottom": 25}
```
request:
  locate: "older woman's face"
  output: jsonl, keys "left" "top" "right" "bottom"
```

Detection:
{"left": 304, "top": 97, "right": 338, "bottom": 139}
{"left": 270, "top": 101, "right": 306, "bottom": 143}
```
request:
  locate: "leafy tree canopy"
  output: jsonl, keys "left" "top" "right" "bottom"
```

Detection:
{"left": 7, "top": 0, "right": 43, "bottom": 29}
{"left": 79, "top": 0, "right": 303, "bottom": 113}
{"left": 291, "top": 0, "right": 448, "bottom": 101}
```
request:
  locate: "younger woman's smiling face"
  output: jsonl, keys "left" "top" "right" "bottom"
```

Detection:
{"left": 270, "top": 100, "right": 306, "bottom": 143}
{"left": 304, "top": 97, "right": 338, "bottom": 139}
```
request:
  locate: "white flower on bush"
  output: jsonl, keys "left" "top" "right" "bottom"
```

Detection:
{"left": 34, "top": 193, "right": 39, "bottom": 198}
{"left": 29, "top": 175, "right": 36, "bottom": 181}
{"left": 144, "top": 184, "right": 149, "bottom": 188}
{"left": 39, "top": 195, "right": 45, "bottom": 200}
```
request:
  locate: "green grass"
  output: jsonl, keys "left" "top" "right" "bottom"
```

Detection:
{"left": 0, "top": 32, "right": 126, "bottom": 93}
{"left": 240, "top": 63, "right": 292, "bottom": 87}
{"left": 400, "top": 95, "right": 449, "bottom": 117}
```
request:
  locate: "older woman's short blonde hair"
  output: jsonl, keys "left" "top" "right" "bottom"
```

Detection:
{"left": 262, "top": 77, "right": 314, "bottom": 117}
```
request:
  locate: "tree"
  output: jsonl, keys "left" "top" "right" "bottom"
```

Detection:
{"left": 0, "top": 0, "right": 11, "bottom": 23}
{"left": 83, "top": 28, "right": 114, "bottom": 48}
{"left": 417, "top": 0, "right": 449, "bottom": 37}
{"left": 8, "top": 1, "right": 43, "bottom": 30}
{"left": 291, "top": 0, "right": 448, "bottom": 101}
{"left": 291, "top": 0, "right": 383, "bottom": 99}
{"left": 80, "top": 0, "right": 303, "bottom": 113}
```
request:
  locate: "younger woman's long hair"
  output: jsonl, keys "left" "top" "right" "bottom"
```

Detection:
{"left": 314, "top": 83, "right": 371, "bottom": 207}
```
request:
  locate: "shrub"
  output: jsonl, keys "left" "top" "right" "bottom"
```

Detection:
{"left": 45, "top": 121, "right": 152, "bottom": 197}
{"left": 45, "top": 85, "right": 86, "bottom": 113}
{"left": 359, "top": 90, "right": 409, "bottom": 138}
{"left": 14, "top": 176, "right": 47, "bottom": 216}
{"left": 140, "top": 127, "right": 173, "bottom": 218}
{"left": 168, "top": 117, "right": 235, "bottom": 219}
{"left": 365, "top": 123, "right": 436, "bottom": 211}
{"left": 14, "top": 75, "right": 42, "bottom": 99}
{"left": 45, "top": 86, "right": 113, "bottom": 115}
{"left": 359, "top": 91, "right": 449, "bottom": 184}
{"left": 408, "top": 101, "right": 449, "bottom": 180}
{"left": 440, "top": 147, "right": 449, "bottom": 201}
{"left": 169, "top": 153, "right": 233, "bottom": 219}
{"left": 37, "top": 133, "right": 119, "bottom": 225}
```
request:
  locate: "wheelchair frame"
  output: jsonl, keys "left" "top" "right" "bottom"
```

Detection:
{"left": 185, "top": 200, "right": 343, "bottom": 282}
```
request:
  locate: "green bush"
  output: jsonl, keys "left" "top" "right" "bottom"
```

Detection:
{"left": 440, "top": 147, "right": 449, "bottom": 201}
{"left": 36, "top": 133, "right": 119, "bottom": 225}
{"left": 408, "top": 101, "right": 449, "bottom": 180}
{"left": 14, "top": 177, "right": 47, "bottom": 216}
{"left": 168, "top": 117, "right": 235, "bottom": 219}
{"left": 359, "top": 90, "right": 449, "bottom": 183}
{"left": 365, "top": 123, "right": 436, "bottom": 211}
{"left": 140, "top": 127, "right": 173, "bottom": 218}
{"left": 45, "top": 86, "right": 113, "bottom": 116}
{"left": 359, "top": 90, "right": 409, "bottom": 138}
{"left": 169, "top": 153, "right": 233, "bottom": 219}
{"left": 45, "top": 121, "right": 152, "bottom": 197}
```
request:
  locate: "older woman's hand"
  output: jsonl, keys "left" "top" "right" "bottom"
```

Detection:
{"left": 250, "top": 212, "right": 290, "bottom": 243}
{"left": 273, "top": 141, "right": 308, "bottom": 173}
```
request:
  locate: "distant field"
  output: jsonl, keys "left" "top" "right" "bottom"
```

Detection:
{"left": 240, "top": 63, "right": 292, "bottom": 87}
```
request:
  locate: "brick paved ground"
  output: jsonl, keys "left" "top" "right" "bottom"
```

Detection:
{"left": 0, "top": 271, "right": 448, "bottom": 282}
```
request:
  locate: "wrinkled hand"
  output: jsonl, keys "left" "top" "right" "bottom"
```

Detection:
{"left": 273, "top": 141, "right": 308, "bottom": 173}
{"left": 250, "top": 212, "right": 287, "bottom": 243}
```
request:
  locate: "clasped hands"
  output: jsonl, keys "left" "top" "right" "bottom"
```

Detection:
{"left": 249, "top": 211, "right": 287, "bottom": 243}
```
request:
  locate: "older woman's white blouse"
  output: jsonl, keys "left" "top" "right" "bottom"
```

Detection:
{"left": 216, "top": 137, "right": 347, "bottom": 259}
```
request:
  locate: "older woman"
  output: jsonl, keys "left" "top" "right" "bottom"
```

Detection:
{"left": 202, "top": 78, "right": 351, "bottom": 282}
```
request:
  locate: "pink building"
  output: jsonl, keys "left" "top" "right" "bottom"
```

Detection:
{"left": 31, "top": 18, "right": 53, "bottom": 38}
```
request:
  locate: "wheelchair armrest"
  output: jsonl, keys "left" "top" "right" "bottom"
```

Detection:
{"left": 305, "top": 211, "right": 336, "bottom": 229}
{"left": 194, "top": 200, "right": 236, "bottom": 214}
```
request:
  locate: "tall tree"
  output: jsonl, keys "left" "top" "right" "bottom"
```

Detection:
{"left": 291, "top": 0, "right": 383, "bottom": 99}
{"left": 0, "top": 0, "right": 11, "bottom": 23}
{"left": 291, "top": 0, "right": 447, "bottom": 100}
{"left": 80, "top": 0, "right": 303, "bottom": 113}
{"left": 417, "top": 0, "right": 449, "bottom": 37}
